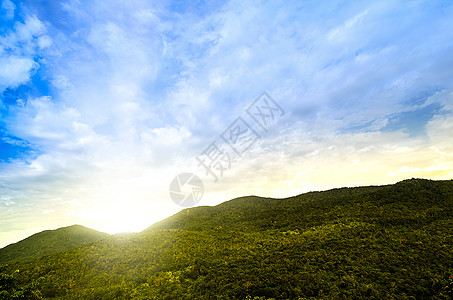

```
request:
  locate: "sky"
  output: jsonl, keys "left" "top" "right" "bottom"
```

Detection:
{"left": 0, "top": 0, "right": 452, "bottom": 247}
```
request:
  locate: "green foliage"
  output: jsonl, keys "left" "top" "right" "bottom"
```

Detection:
{"left": 1, "top": 179, "right": 452, "bottom": 299}
{"left": 0, "top": 225, "right": 109, "bottom": 264}
{"left": 0, "top": 270, "right": 44, "bottom": 299}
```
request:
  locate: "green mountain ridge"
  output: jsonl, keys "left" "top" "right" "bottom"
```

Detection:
{"left": 1, "top": 178, "right": 452, "bottom": 299}
{"left": 0, "top": 225, "right": 109, "bottom": 264}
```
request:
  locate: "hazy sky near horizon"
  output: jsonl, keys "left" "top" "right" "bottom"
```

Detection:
{"left": 1, "top": 0, "right": 453, "bottom": 247}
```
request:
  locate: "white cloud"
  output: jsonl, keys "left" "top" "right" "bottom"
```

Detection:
{"left": 327, "top": 9, "right": 369, "bottom": 41}
{"left": 16, "top": 16, "right": 45, "bottom": 40}
{"left": 0, "top": 56, "right": 37, "bottom": 90}
{"left": 1, "top": 0, "right": 15, "bottom": 19}
{"left": 37, "top": 35, "right": 52, "bottom": 49}
{"left": 0, "top": 15, "right": 49, "bottom": 92}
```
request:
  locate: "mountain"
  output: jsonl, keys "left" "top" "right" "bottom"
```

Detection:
{"left": 0, "top": 225, "right": 109, "bottom": 264}
{"left": 0, "top": 179, "right": 452, "bottom": 299}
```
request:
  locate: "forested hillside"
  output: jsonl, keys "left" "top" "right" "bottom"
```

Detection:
{"left": 1, "top": 179, "right": 452, "bottom": 299}
{"left": 0, "top": 225, "right": 109, "bottom": 264}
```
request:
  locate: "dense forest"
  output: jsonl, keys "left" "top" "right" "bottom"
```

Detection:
{"left": 0, "top": 225, "right": 108, "bottom": 264}
{"left": 0, "top": 178, "right": 452, "bottom": 299}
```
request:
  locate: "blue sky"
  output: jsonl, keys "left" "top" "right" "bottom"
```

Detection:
{"left": 1, "top": 0, "right": 453, "bottom": 247}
